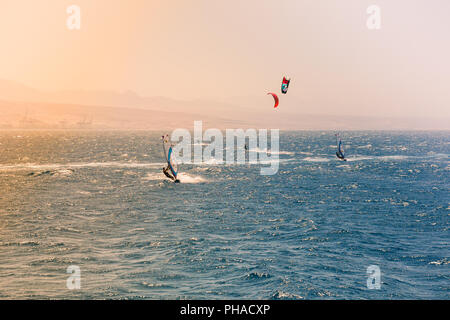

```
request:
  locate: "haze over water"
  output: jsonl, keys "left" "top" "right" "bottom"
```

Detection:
{"left": 0, "top": 130, "right": 448, "bottom": 299}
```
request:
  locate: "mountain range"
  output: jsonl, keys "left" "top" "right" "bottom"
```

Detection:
{"left": 0, "top": 79, "right": 447, "bottom": 130}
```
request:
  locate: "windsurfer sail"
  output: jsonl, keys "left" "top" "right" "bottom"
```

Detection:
{"left": 335, "top": 133, "right": 347, "bottom": 161}
{"left": 162, "top": 134, "right": 180, "bottom": 182}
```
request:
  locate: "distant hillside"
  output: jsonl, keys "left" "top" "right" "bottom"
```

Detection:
{"left": 0, "top": 100, "right": 242, "bottom": 130}
{"left": 0, "top": 79, "right": 448, "bottom": 130}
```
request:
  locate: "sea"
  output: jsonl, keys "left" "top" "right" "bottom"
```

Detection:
{"left": 0, "top": 130, "right": 448, "bottom": 299}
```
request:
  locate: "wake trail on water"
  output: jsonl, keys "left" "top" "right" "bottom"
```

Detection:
{"left": 300, "top": 154, "right": 436, "bottom": 163}
{"left": 177, "top": 173, "right": 208, "bottom": 183}
{"left": 142, "top": 172, "right": 208, "bottom": 184}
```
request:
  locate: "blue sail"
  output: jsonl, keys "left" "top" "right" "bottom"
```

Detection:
{"left": 162, "top": 134, "right": 178, "bottom": 179}
{"left": 335, "top": 134, "right": 346, "bottom": 160}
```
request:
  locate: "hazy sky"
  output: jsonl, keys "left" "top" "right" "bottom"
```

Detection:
{"left": 0, "top": 0, "right": 449, "bottom": 118}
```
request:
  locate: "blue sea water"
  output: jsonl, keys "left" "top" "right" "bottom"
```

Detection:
{"left": 0, "top": 130, "right": 448, "bottom": 299}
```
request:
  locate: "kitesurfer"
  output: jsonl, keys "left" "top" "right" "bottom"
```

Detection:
{"left": 281, "top": 77, "right": 290, "bottom": 94}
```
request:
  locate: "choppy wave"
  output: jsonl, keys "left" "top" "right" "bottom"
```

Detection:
{"left": 302, "top": 157, "right": 330, "bottom": 162}
{"left": 272, "top": 291, "right": 304, "bottom": 300}
{"left": 249, "top": 147, "right": 295, "bottom": 155}
{"left": 357, "top": 144, "right": 372, "bottom": 149}
{"left": 0, "top": 161, "right": 166, "bottom": 172}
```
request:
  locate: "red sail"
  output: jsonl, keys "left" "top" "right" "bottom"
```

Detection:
{"left": 267, "top": 92, "right": 279, "bottom": 108}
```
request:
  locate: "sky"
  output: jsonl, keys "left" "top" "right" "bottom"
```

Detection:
{"left": 0, "top": 0, "right": 449, "bottom": 120}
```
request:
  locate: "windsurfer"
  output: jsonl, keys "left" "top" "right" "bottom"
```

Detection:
{"left": 336, "top": 151, "right": 346, "bottom": 161}
{"left": 163, "top": 166, "right": 175, "bottom": 181}
{"left": 335, "top": 133, "right": 347, "bottom": 161}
